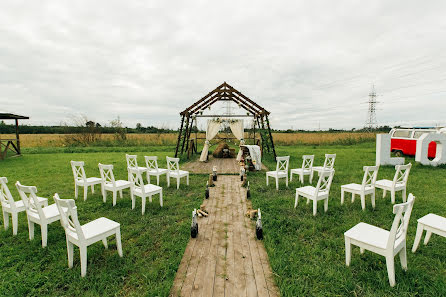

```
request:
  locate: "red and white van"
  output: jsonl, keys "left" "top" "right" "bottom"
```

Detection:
{"left": 390, "top": 127, "right": 446, "bottom": 158}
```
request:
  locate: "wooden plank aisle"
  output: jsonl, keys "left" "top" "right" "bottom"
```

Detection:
{"left": 169, "top": 175, "right": 279, "bottom": 297}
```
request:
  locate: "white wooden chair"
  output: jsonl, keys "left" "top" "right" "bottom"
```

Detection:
{"left": 290, "top": 155, "right": 314, "bottom": 184}
{"left": 126, "top": 154, "right": 147, "bottom": 181}
{"left": 266, "top": 156, "right": 290, "bottom": 190}
{"left": 310, "top": 154, "right": 336, "bottom": 183}
{"left": 344, "top": 194, "right": 415, "bottom": 287}
{"left": 98, "top": 163, "right": 133, "bottom": 206}
{"left": 70, "top": 161, "right": 102, "bottom": 201}
{"left": 53, "top": 194, "right": 123, "bottom": 277}
{"left": 15, "top": 181, "right": 66, "bottom": 247}
{"left": 412, "top": 213, "right": 446, "bottom": 253}
{"left": 375, "top": 163, "right": 412, "bottom": 204}
{"left": 129, "top": 168, "right": 163, "bottom": 214}
{"left": 341, "top": 165, "right": 379, "bottom": 211}
{"left": 144, "top": 156, "right": 168, "bottom": 185}
{"left": 1, "top": 177, "right": 48, "bottom": 236}
{"left": 166, "top": 157, "right": 189, "bottom": 189}
{"left": 294, "top": 169, "right": 335, "bottom": 216}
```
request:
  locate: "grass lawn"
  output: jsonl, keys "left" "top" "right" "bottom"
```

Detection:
{"left": 0, "top": 143, "right": 446, "bottom": 296}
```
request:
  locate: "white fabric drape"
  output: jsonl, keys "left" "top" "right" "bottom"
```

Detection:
{"left": 243, "top": 145, "right": 262, "bottom": 170}
{"left": 199, "top": 120, "right": 221, "bottom": 162}
{"left": 230, "top": 120, "right": 245, "bottom": 161}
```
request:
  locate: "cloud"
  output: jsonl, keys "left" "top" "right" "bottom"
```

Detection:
{"left": 1, "top": 0, "right": 446, "bottom": 130}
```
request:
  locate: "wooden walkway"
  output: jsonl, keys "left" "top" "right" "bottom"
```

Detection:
{"left": 182, "top": 157, "right": 267, "bottom": 174}
{"left": 169, "top": 175, "right": 279, "bottom": 297}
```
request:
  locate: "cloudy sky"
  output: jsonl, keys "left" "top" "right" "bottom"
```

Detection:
{"left": 1, "top": 0, "right": 446, "bottom": 130}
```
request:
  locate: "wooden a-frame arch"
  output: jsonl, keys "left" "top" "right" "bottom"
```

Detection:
{"left": 175, "top": 82, "right": 276, "bottom": 158}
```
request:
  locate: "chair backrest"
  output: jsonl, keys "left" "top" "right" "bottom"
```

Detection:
{"left": 166, "top": 157, "right": 180, "bottom": 173}
{"left": 126, "top": 154, "right": 139, "bottom": 169}
{"left": 145, "top": 156, "right": 159, "bottom": 172}
{"left": 301, "top": 155, "right": 314, "bottom": 170}
{"left": 71, "top": 161, "right": 87, "bottom": 183}
{"left": 322, "top": 154, "right": 336, "bottom": 169}
{"left": 387, "top": 194, "right": 415, "bottom": 250}
{"left": 53, "top": 194, "right": 85, "bottom": 242}
{"left": 361, "top": 165, "right": 379, "bottom": 190}
{"left": 128, "top": 167, "right": 146, "bottom": 194}
{"left": 0, "top": 177, "right": 17, "bottom": 210}
{"left": 98, "top": 163, "right": 116, "bottom": 187}
{"left": 275, "top": 156, "right": 290, "bottom": 173}
{"left": 392, "top": 163, "right": 412, "bottom": 187}
{"left": 315, "top": 169, "right": 335, "bottom": 196}
{"left": 15, "top": 181, "right": 46, "bottom": 220}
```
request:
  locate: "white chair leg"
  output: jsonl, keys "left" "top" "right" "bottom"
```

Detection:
{"left": 300, "top": 174, "right": 304, "bottom": 184}
{"left": 177, "top": 178, "right": 180, "bottom": 190}
{"left": 80, "top": 245, "right": 88, "bottom": 277}
{"left": 187, "top": 174, "right": 189, "bottom": 186}
{"left": 41, "top": 223, "right": 48, "bottom": 248}
{"left": 157, "top": 175, "right": 160, "bottom": 186}
{"left": 131, "top": 191, "right": 135, "bottom": 210}
{"left": 116, "top": 228, "right": 123, "bottom": 257}
{"left": 345, "top": 237, "right": 351, "bottom": 266}
{"left": 391, "top": 190, "right": 396, "bottom": 204}
{"left": 142, "top": 197, "right": 146, "bottom": 215}
{"left": 67, "top": 239, "right": 74, "bottom": 268}
{"left": 102, "top": 189, "right": 107, "bottom": 203}
{"left": 74, "top": 185, "right": 78, "bottom": 199}
{"left": 399, "top": 246, "right": 408, "bottom": 271}
{"left": 412, "top": 224, "right": 424, "bottom": 253}
{"left": 351, "top": 193, "right": 355, "bottom": 203}
{"left": 28, "top": 219, "right": 34, "bottom": 240}
{"left": 310, "top": 171, "right": 313, "bottom": 184}
{"left": 11, "top": 213, "right": 18, "bottom": 236}
{"left": 147, "top": 174, "right": 151, "bottom": 184}
{"left": 266, "top": 175, "right": 269, "bottom": 186}
{"left": 294, "top": 192, "right": 299, "bottom": 208}
{"left": 324, "top": 198, "right": 328, "bottom": 212}
{"left": 102, "top": 238, "right": 108, "bottom": 249}
{"left": 83, "top": 186, "right": 88, "bottom": 201}
{"left": 313, "top": 199, "right": 317, "bottom": 216}
{"left": 424, "top": 231, "right": 432, "bottom": 245}
{"left": 385, "top": 255, "right": 396, "bottom": 287}
{"left": 167, "top": 176, "right": 170, "bottom": 187}
{"left": 3, "top": 211, "right": 9, "bottom": 231}
{"left": 91, "top": 184, "right": 94, "bottom": 193}
{"left": 112, "top": 191, "right": 117, "bottom": 206}
{"left": 360, "top": 194, "right": 366, "bottom": 211}
{"left": 159, "top": 191, "right": 163, "bottom": 207}
{"left": 286, "top": 176, "right": 288, "bottom": 188}
{"left": 119, "top": 190, "right": 123, "bottom": 198}
{"left": 402, "top": 188, "right": 407, "bottom": 203}
{"left": 371, "top": 191, "right": 376, "bottom": 209}
{"left": 360, "top": 248, "right": 365, "bottom": 254}
{"left": 383, "top": 189, "right": 387, "bottom": 198}
{"left": 341, "top": 189, "right": 345, "bottom": 205}
{"left": 290, "top": 173, "right": 293, "bottom": 182}
{"left": 275, "top": 177, "right": 279, "bottom": 191}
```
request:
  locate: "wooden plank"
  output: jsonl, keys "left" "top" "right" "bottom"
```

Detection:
{"left": 212, "top": 177, "right": 227, "bottom": 296}
{"left": 224, "top": 180, "right": 235, "bottom": 297}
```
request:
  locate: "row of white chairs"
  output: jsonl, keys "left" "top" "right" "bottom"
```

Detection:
{"left": 0, "top": 177, "right": 121, "bottom": 276}
{"left": 266, "top": 154, "right": 337, "bottom": 190}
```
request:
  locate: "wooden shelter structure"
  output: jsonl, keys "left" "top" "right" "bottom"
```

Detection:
{"left": 175, "top": 82, "right": 276, "bottom": 158}
{"left": 0, "top": 113, "right": 29, "bottom": 159}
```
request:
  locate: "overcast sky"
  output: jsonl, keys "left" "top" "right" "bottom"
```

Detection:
{"left": 1, "top": 0, "right": 446, "bottom": 130}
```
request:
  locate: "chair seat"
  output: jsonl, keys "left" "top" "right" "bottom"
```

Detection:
{"left": 69, "top": 217, "right": 120, "bottom": 241}
{"left": 296, "top": 186, "right": 328, "bottom": 197}
{"left": 147, "top": 168, "right": 168, "bottom": 175}
{"left": 28, "top": 204, "right": 66, "bottom": 221}
{"left": 266, "top": 171, "right": 287, "bottom": 177}
{"left": 77, "top": 177, "right": 102, "bottom": 185}
{"left": 169, "top": 170, "right": 189, "bottom": 177}
{"left": 341, "top": 183, "right": 374, "bottom": 192}
{"left": 345, "top": 222, "right": 403, "bottom": 250}
{"left": 105, "top": 180, "right": 132, "bottom": 189}
{"left": 375, "top": 179, "right": 405, "bottom": 189}
{"left": 312, "top": 166, "right": 334, "bottom": 172}
{"left": 134, "top": 184, "right": 162, "bottom": 195}
{"left": 418, "top": 214, "right": 446, "bottom": 232}
{"left": 290, "top": 168, "right": 311, "bottom": 174}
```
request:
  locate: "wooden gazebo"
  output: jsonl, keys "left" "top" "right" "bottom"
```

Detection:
{"left": 175, "top": 82, "right": 276, "bottom": 158}
{"left": 0, "top": 113, "right": 29, "bottom": 159}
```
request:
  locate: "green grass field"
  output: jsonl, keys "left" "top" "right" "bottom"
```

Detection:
{"left": 0, "top": 143, "right": 446, "bottom": 296}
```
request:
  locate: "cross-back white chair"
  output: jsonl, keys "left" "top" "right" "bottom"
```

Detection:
{"left": 126, "top": 154, "right": 148, "bottom": 181}
{"left": 344, "top": 194, "right": 415, "bottom": 287}
{"left": 53, "top": 194, "right": 123, "bottom": 277}
{"left": 129, "top": 168, "right": 163, "bottom": 214}
{"left": 266, "top": 156, "right": 290, "bottom": 190}
{"left": 70, "top": 161, "right": 102, "bottom": 201}
{"left": 412, "top": 213, "right": 446, "bottom": 253}
{"left": 1, "top": 177, "right": 48, "bottom": 236}
{"left": 166, "top": 157, "right": 189, "bottom": 189}
{"left": 15, "top": 181, "right": 66, "bottom": 247}
{"left": 294, "top": 169, "right": 335, "bottom": 216}
{"left": 98, "top": 163, "right": 133, "bottom": 206}
{"left": 341, "top": 165, "right": 379, "bottom": 211}
{"left": 290, "top": 155, "right": 314, "bottom": 184}
{"left": 375, "top": 163, "right": 412, "bottom": 204}
{"left": 145, "top": 156, "right": 168, "bottom": 185}
{"left": 310, "top": 154, "right": 336, "bottom": 183}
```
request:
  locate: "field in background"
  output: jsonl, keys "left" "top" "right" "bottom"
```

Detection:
{"left": 1, "top": 132, "right": 376, "bottom": 148}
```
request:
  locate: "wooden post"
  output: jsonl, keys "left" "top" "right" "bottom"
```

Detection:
{"left": 15, "top": 119, "right": 21, "bottom": 155}
{"left": 185, "top": 119, "right": 194, "bottom": 155}
{"left": 265, "top": 115, "right": 276, "bottom": 158}
{"left": 253, "top": 117, "right": 256, "bottom": 145}
{"left": 181, "top": 115, "right": 190, "bottom": 154}
{"left": 175, "top": 115, "right": 185, "bottom": 157}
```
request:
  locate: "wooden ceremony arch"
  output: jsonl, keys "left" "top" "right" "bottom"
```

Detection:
{"left": 175, "top": 82, "right": 276, "bottom": 158}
